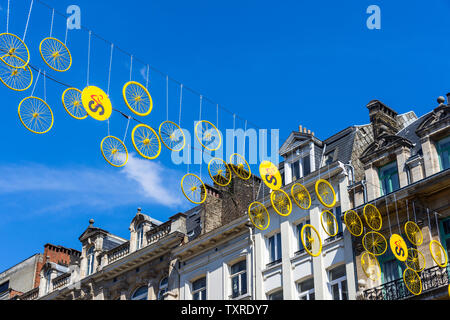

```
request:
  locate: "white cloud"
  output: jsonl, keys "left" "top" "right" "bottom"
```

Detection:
{"left": 0, "top": 153, "right": 185, "bottom": 215}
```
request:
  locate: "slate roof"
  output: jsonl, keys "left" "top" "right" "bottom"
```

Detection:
{"left": 396, "top": 111, "right": 432, "bottom": 156}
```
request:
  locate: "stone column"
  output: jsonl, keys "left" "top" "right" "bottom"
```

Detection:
{"left": 280, "top": 220, "right": 294, "bottom": 299}
{"left": 421, "top": 137, "right": 440, "bottom": 177}
{"left": 396, "top": 147, "right": 411, "bottom": 188}
{"left": 364, "top": 164, "right": 380, "bottom": 201}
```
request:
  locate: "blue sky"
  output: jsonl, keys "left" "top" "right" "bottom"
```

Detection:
{"left": 1, "top": 0, "right": 450, "bottom": 272}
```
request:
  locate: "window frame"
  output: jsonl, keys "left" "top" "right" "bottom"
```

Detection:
{"left": 328, "top": 265, "right": 348, "bottom": 300}
{"left": 296, "top": 219, "right": 310, "bottom": 254}
{"left": 436, "top": 135, "right": 450, "bottom": 171}
{"left": 191, "top": 276, "right": 207, "bottom": 300}
{"left": 378, "top": 161, "right": 400, "bottom": 196}
{"left": 298, "top": 278, "right": 315, "bottom": 300}
{"left": 86, "top": 246, "right": 95, "bottom": 276}
{"left": 267, "top": 232, "right": 282, "bottom": 265}
{"left": 230, "top": 260, "right": 247, "bottom": 299}
{"left": 131, "top": 286, "right": 148, "bottom": 300}
{"left": 136, "top": 222, "right": 144, "bottom": 250}
{"left": 157, "top": 277, "right": 168, "bottom": 300}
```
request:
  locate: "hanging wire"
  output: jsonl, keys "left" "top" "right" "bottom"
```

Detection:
{"left": 385, "top": 195, "right": 392, "bottom": 238}
{"left": 166, "top": 75, "right": 169, "bottom": 121}
{"left": 49, "top": 8, "right": 54, "bottom": 37}
{"left": 406, "top": 199, "right": 410, "bottom": 222}
{"left": 123, "top": 116, "right": 131, "bottom": 144}
{"left": 216, "top": 104, "right": 219, "bottom": 130}
{"left": 412, "top": 200, "right": 417, "bottom": 223}
{"left": 43, "top": 70, "right": 46, "bottom": 102}
{"left": 434, "top": 212, "right": 440, "bottom": 241}
{"left": 393, "top": 193, "right": 401, "bottom": 234}
{"left": 178, "top": 84, "right": 183, "bottom": 127}
{"left": 23, "top": 0, "right": 34, "bottom": 42}
{"left": 145, "top": 64, "right": 150, "bottom": 89}
{"left": 64, "top": 14, "right": 69, "bottom": 45}
{"left": 6, "top": 0, "right": 10, "bottom": 34}
{"left": 86, "top": 30, "right": 92, "bottom": 87}
{"left": 243, "top": 120, "right": 247, "bottom": 156}
{"left": 129, "top": 55, "right": 133, "bottom": 82}
{"left": 106, "top": 43, "right": 114, "bottom": 96}
{"left": 31, "top": 69, "right": 41, "bottom": 96}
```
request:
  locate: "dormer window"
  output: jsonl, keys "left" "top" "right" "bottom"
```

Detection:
{"left": 290, "top": 153, "right": 311, "bottom": 182}
{"left": 87, "top": 246, "right": 95, "bottom": 276}
{"left": 437, "top": 135, "right": 450, "bottom": 170}
{"left": 379, "top": 161, "right": 400, "bottom": 196}
{"left": 136, "top": 222, "right": 144, "bottom": 250}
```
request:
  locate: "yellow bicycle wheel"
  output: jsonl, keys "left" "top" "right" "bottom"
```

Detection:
{"left": 131, "top": 124, "right": 161, "bottom": 160}
{"left": 315, "top": 179, "right": 336, "bottom": 208}
{"left": 181, "top": 173, "right": 206, "bottom": 204}
{"left": 291, "top": 183, "right": 311, "bottom": 210}
{"left": 405, "top": 248, "right": 426, "bottom": 272}
{"left": 123, "top": 81, "right": 153, "bottom": 116}
{"left": 429, "top": 240, "right": 448, "bottom": 268}
{"left": 362, "top": 231, "right": 387, "bottom": 256}
{"left": 363, "top": 204, "right": 382, "bottom": 231}
{"left": 301, "top": 224, "right": 322, "bottom": 257}
{"left": 321, "top": 210, "right": 339, "bottom": 237}
{"left": 270, "top": 189, "right": 292, "bottom": 217}
{"left": 344, "top": 210, "right": 363, "bottom": 237}
{"left": 39, "top": 37, "right": 72, "bottom": 72}
{"left": 158, "top": 121, "right": 185, "bottom": 152}
{"left": 18, "top": 97, "right": 53, "bottom": 134}
{"left": 62, "top": 88, "right": 87, "bottom": 120}
{"left": 404, "top": 221, "right": 423, "bottom": 246}
{"left": 208, "top": 157, "right": 232, "bottom": 187}
{"left": 0, "top": 57, "right": 32, "bottom": 91}
{"left": 194, "top": 120, "right": 221, "bottom": 151}
{"left": 361, "top": 251, "right": 381, "bottom": 281}
{"left": 0, "top": 33, "right": 30, "bottom": 68}
{"left": 248, "top": 201, "right": 270, "bottom": 231}
{"left": 100, "top": 136, "right": 128, "bottom": 168}
{"left": 403, "top": 267, "right": 422, "bottom": 296}
{"left": 229, "top": 153, "right": 251, "bottom": 180}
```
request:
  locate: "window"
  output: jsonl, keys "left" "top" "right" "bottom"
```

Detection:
{"left": 303, "top": 155, "right": 311, "bottom": 176}
{"left": 158, "top": 277, "right": 168, "bottom": 300}
{"left": 326, "top": 206, "right": 343, "bottom": 242}
{"left": 437, "top": 135, "right": 450, "bottom": 170}
{"left": 328, "top": 265, "right": 348, "bottom": 300}
{"left": 324, "top": 151, "right": 334, "bottom": 165}
{"left": 296, "top": 219, "right": 310, "bottom": 254}
{"left": 268, "top": 233, "right": 282, "bottom": 265}
{"left": 298, "top": 278, "right": 315, "bottom": 300}
{"left": 292, "top": 160, "right": 300, "bottom": 181}
{"left": 192, "top": 277, "right": 206, "bottom": 300}
{"left": 268, "top": 289, "right": 283, "bottom": 300}
{"left": 439, "top": 218, "right": 450, "bottom": 267}
{"left": 136, "top": 222, "right": 144, "bottom": 250}
{"left": 86, "top": 246, "right": 95, "bottom": 276}
{"left": 0, "top": 281, "right": 9, "bottom": 294}
{"left": 45, "top": 269, "right": 52, "bottom": 294}
{"left": 379, "top": 161, "right": 400, "bottom": 195}
{"left": 131, "top": 286, "right": 148, "bottom": 300}
{"left": 230, "top": 260, "right": 247, "bottom": 298}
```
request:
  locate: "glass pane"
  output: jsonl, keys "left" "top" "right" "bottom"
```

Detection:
{"left": 231, "top": 276, "right": 239, "bottom": 298}
{"left": 341, "top": 280, "right": 348, "bottom": 300}
{"left": 303, "top": 156, "right": 310, "bottom": 176}
{"left": 241, "top": 272, "right": 247, "bottom": 295}
{"left": 193, "top": 292, "right": 199, "bottom": 300}
{"left": 269, "top": 290, "right": 283, "bottom": 300}
{"left": 293, "top": 161, "right": 300, "bottom": 180}
{"left": 231, "top": 260, "right": 246, "bottom": 274}
{"left": 200, "top": 289, "right": 206, "bottom": 300}
{"left": 310, "top": 292, "right": 315, "bottom": 300}
{"left": 331, "top": 283, "right": 340, "bottom": 300}
{"left": 299, "top": 278, "right": 314, "bottom": 292}
{"left": 269, "top": 236, "right": 275, "bottom": 262}
{"left": 297, "top": 223, "right": 304, "bottom": 251}
{"left": 193, "top": 277, "right": 206, "bottom": 291}
{"left": 329, "top": 265, "right": 346, "bottom": 280}
{"left": 276, "top": 233, "right": 282, "bottom": 260}
{"left": 443, "top": 220, "right": 450, "bottom": 235}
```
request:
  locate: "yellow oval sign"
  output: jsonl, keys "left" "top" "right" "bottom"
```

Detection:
{"left": 259, "top": 161, "right": 282, "bottom": 191}
{"left": 82, "top": 86, "right": 112, "bottom": 121}
{"left": 389, "top": 234, "right": 408, "bottom": 262}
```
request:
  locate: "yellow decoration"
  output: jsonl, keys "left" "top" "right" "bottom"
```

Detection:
{"left": 62, "top": 88, "right": 87, "bottom": 120}
{"left": 0, "top": 57, "right": 32, "bottom": 91}
{"left": 429, "top": 240, "right": 448, "bottom": 268}
{"left": 194, "top": 120, "right": 221, "bottom": 151}
{"left": 270, "top": 189, "right": 292, "bottom": 217}
{"left": 229, "top": 153, "right": 251, "bottom": 180}
{"left": 403, "top": 267, "right": 422, "bottom": 296}
{"left": 343, "top": 210, "right": 363, "bottom": 237}
{"left": 404, "top": 221, "right": 423, "bottom": 246}
{"left": 208, "top": 158, "right": 232, "bottom": 187}
{"left": 0, "top": 33, "right": 30, "bottom": 68}
{"left": 361, "top": 251, "right": 381, "bottom": 281}
{"left": 100, "top": 136, "right": 128, "bottom": 167}
{"left": 315, "top": 179, "right": 336, "bottom": 208}
{"left": 18, "top": 96, "right": 53, "bottom": 134}
{"left": 122, "top": 81, "right": 153, "bottom": 116}
{"left": 248, "top": 201, "right": 270, "bottom": 231}
{"left": 362, "top": 231, "right": 387, "bottom": 256}
{"left": 81, "top": 86, "right": 112, "bottom": 121}
{"left": 39, "top": 37, "right": 72, "bottom": 72}
{"left": 291, "top": 183, "right": 311, "bottom": 210}
{"left": 389, "top": 234, "right": 408, "bottom": 262}
{"left": 363, "top": 204, "right": 382, "bottom": 231}
{"left": 131, "top": 124, "right": 161, "bottom": 160}
{"left": 159, "top": 121, "right": 185, "bottom": 152}
{"left": 301, "top": 224, "right": 322, "bottom": 257}
{"left": 181, "top": 173, "right": 206, "bottom": 204}
{"left": 405, "top": 248, "right": 426, "bottom": 272}
{"left": 321, "top": 210, "right": 339, "bottom": 237}
{"left": 259, "top": 160, "right": 282, "bottom": 191}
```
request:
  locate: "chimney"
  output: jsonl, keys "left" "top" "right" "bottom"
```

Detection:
{"left": 299, "top": 125, "right": 302, "bottom": 132}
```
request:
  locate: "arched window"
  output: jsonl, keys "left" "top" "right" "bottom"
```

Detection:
{"left": 87, "top": 246, "right": 95, "bottom": 276}
{"left": 158, "top": 277, "right": 168, "bottom": 300}
{"left": 136, "top": 222, "right": 144, "bottom": 250}
{"left": 131, "top": 286, "right": 148, "bottom": 300}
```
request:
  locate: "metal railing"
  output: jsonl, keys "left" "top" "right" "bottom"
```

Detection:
{"left": 363, "top": 265, "right": 450, "bottom": 300}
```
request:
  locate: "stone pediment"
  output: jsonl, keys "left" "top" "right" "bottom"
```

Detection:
{"left": 360, "top": 134, "right": 414, "bottom": 164}
{"left": 415, "top": 103, "right": 450, "bottom": 137}
{"left": 78, "top": 226, "right": 109, "bottom": 242}
{"left": 279, "top": 131, "right": 322, "bottom": 156}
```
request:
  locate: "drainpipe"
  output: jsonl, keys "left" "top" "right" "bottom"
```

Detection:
{"left": 246, "top": 223, "right": 256, "bottom": 300}
{"left": 361, "top": 180, "right": 368, "bottom": 203}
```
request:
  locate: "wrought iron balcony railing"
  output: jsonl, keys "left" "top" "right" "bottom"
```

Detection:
{"left": 363, "top": 265, "right": 450, "bottom": 300}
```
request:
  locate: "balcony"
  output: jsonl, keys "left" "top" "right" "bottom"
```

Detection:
{"left": 19, "top": 287, "right": 39, "bottom": 300}
{"left": 147, "top": 221, "right": 171, "bottom": 245}
{"left": 52, "top": 272, "right": 71, "bottom": 290}
{"left": 363, "top": 265, "right": 450, "bottom": 300}
{"left": 107, "top": 241, "right": 130, "bottom": 264}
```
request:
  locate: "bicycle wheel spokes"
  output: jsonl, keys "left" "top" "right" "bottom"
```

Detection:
{"left": 291, "top": 183, "right": 311, "bottom": 210}
{"left": 195, "top": 120, "right": 221, "bottom": 151}
{"left": 315, "top": 179, "right": 336, "bottom": 208}
{"left": 159, "top": 121, "right": 185, "bottom": 151}
{"left": 405, "top": 248, "right": 426, "bottom": 272}
{"left": 361, "top": 251, "right": 381, "bottom": 281}
{"left": 131, "top": 124, "right": 161, "bottom": 160}
{"left": 0, "top": 33, "right": 30, "bottom": 68}
{"left": 229, "top": 153, "right": 251, "bottom": 180}
{"left": 100, "top": 136, "right": 128, "bottom": 167}
{"left": 403, "top": 267, "right": 422, "bottom": 296}
{"left": 404, "top": 221, "right": 423, "bottom": 246}
{"left": 39, "top": 37, "right": 72, "bottom": 72}
{"left": 0, "top": 57, "right": 32, "bottom": 91}
{"left": 208, "top": 158, "right": 232, "bottom": 186}
{"left": 62, "top": 88, "right": 87, "bottom": 119}
{"left": 123, "top": 81, "right": 153, "bottom": 116}
{"left": 321, "top": 210, "right": 338, "bottom": 237}
{"left": 301, "top": 224, "right": 322, "bottom": 257}
{"left": 18, "top": 97, "right": 54, "bottom": 134}
{"left": 248, "top": 201, "right": 270, "bottom": 230}
{"left": 429, "top": 240, "right": 448, "bottom": 268}
{"left": 362, "top": 231, "right": 387, "bottom": 256}
{"left": 270, "top": 189, "right": 292, "bottom": 217}
{"left": 181, "top": 173, "right": 206, "bottom": 204}
{"left": 363, "top": 204, "right": 382, "bottom": 231}
{"left": 344, "top": 210, "right": 363, "bottom": 237}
